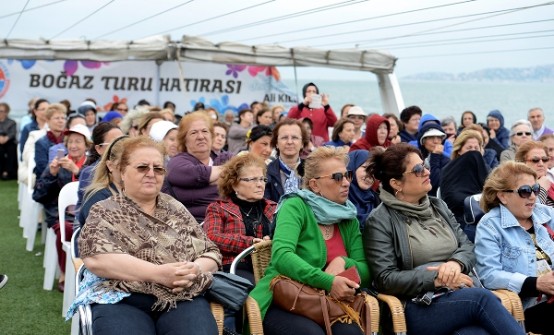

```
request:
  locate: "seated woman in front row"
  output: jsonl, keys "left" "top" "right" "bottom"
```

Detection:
{"left": 475, "top": 161, "right": 554, "bottom": 335}
{"left": 69, "top": 137, "right": 222, "bottom": 335}
{"left": 250, "top": 146, "right": 370, "bottom": 335}
{"left": 364, "top": 143, "right": 524, "bottom": 335}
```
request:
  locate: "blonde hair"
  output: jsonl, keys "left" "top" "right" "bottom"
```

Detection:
{"left": 217, "top": 153, "right": 267, "bottom": 198}
{"left": 451, "top": 130, "right": 483, "bottom": 160}
{"left": 45, "top": 103, "right": 67, "bottom": 119}
{"left": 480, "top": 161, "right": 537, "bottom": 212}
{"left": 177, "top": 111, "right": 214, "bottom": 152}
{"left": 120, "top": 108, "right": 149, "bottom": 134}
{"left": 84, "top": 136, "right": 129, "bottom": 202}
{"left": 302, "top": 146, "right": 349, "bottom": 190}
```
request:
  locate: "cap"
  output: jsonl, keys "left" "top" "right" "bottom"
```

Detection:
{"left": 102, "top": 111, "right": 122, "bottom": 123}
{"left": 64, "top": 124, "right": 92, "bottom": 141}
{"left": 347, "top": 106, "right": 365, "bottom": 117}
{"left": 420, "top": 128, "right": 446, "bottom": 145}
{"left": 149, "top": 120, "right": 178, "bottom": 142}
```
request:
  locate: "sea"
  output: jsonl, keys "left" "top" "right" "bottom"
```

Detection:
{"left": 281, "top": 79, "right": 554, "bottom": 129}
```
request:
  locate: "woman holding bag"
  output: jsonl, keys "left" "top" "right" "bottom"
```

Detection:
{"left": 250, "top": 146, "right": 370, "bottom": 335}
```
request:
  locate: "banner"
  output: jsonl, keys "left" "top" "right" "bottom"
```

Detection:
{"left": 0, "top": 59, "right": 298, "bottom": 115}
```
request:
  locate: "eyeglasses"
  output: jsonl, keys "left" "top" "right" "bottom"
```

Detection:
{"left": 403, "top": 162, "right": 430, "bottom": 177}
{"left": 98, "top": 142, "right": 111, "bottom": 147}
{"left": 314, "top": 171, "right": 353, "bottom": 183}
{"left": 526, "top": 156, "right": 550, "bottom": 164}
{"left": 514, "top": 132, "right": 532, "bottom": 137}
{"left": 503, "top": 184, "right": 540, "bottom": 199}
{"left": 239, "top": 177, "right": 268, "bottom": 183}
{"left": 278, "top": 135, "right": 301, "bottom": 142}
{"left": 134, "top": 164, "right": 166, "bottom": 176}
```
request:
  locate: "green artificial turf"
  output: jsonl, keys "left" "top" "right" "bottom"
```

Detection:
{"left": 0, "top": 180, "right": 71, "bottom": 334}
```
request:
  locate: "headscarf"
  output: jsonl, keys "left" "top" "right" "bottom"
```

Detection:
{"left": 347, "top": 150, "right": 380, "bottom": 229}
{"left": 350, "top": 114, "right": 391, "bottom": 152}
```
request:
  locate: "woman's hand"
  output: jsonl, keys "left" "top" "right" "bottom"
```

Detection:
{"left": 537, "top": 271, "right": 554, "bottom": 295}
{"left": 321, "top": 93, "right": 329, "bottom": 106}
{"left": 324, "top": 257, "right": 346, "bottom": 275}
{"left": 252, "top": 235, "right": 271, "bottom": 244}
{"left": 329, "top": 276, "right": 359, "bottom": 301}
{"left": 155, "top": 261, "right": 200, "bottom": 292}
{"left": 303, "top": 95, "right": 312, "bottom": 105}
{"left": 428, "top": 261, "right": 463, "bottom": 288}
{"left": 49, "top": 157, "right": 61, "bottom": 176}
{"left": 58, "top": 157, "right": 79, "bottom": 175}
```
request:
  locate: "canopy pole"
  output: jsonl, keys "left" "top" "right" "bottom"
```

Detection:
{"left": 175, "top": 47, "right": 188, "bottom": 113}
{"left": 291, "top": 49, "right": 299, "bottom": 104}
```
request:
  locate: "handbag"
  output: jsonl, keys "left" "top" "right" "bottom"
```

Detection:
{"left": 270, "top": 275, "right": 371, "bottom": 335}
{"left": 205, "top": 271, "right": 254, "bottom": 312}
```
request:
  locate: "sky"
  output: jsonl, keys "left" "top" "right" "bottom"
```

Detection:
{"left": 1, "top": 0, "right": 553, "bottom": 80}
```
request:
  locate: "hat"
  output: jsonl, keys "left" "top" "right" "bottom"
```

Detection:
{"left": 420, "top": 128, "right": 446, "bottom": 145}
{"left": 64, "top": 124, "right": 92, "bottom": 141}
{"left": 77, "top": 101, "right": 97, "bottom": 115}
{"left": 102, "top": 111, "right": 122, "bottom": 123}
{"left": 149, "top": 120, "right": 177, "bottom": 142}
{"left": 347, "top": 106, "right": 365, "bottom": 117}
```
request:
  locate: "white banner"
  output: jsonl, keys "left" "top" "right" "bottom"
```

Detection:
{"left": 0, "top": 59, "right": 297, "bottom": 115}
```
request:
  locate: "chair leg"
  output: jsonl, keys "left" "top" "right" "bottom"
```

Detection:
{"left": 63, "top": 245, "right": 76, "bottom": 316}
{"left": 43, "top": 228, "right": 59, "bottom": 290}
{"left": 70, "top": 313, "right": 79, "bottom": 335}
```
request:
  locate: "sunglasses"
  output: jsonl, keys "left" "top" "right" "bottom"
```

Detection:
{"left": 239, "top": 176, "right": 268, "bottom": 183}
{"left": 514, "top": 132, "right": 532, "bottom": 137}
{"left": 314, "top": 171, "right": 353, "bottom": 183}
{"left": 526, "top": 156, "right": 550, "bottom": 164}
{"left": 503, "top": 184, "right": 540, "bottom": 199}
{"left": 134, "top": 164, "right": 166, "bottom": 176}
{"left": 403, "top": 162, "right": 430, "bottom": 177}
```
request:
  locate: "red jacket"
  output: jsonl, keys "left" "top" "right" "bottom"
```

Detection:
{"left": 203, "top": 198, "right": 276, "bottom": 266}
{"left": 287, "top": 103, "right": 337, "bottom": 142}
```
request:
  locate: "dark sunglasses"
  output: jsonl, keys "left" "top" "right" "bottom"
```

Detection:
{"left": 514, "top": 131, "right": 532, "bottom": 137}
{"left": 403, "top": 162, "right": 430, "bottom": 177}
{"left": 527, "top": 156, "right": 550, "bottom": 164}
{"left": 134, "top": 164, "right": 166, "bottom": 176}
{"left": 503, "top": 184, "right": 540, "bottom": 199}
{"left": 314, "top": 171, "right": 353, "bottom": 183}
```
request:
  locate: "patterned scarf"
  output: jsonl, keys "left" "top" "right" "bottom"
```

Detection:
{"left": 278, "top": 157, "right": 301, "bottom": 195}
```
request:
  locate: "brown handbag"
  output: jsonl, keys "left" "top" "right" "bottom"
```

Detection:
{"left": 269, "top": 275, "right": 371, "bottom": 335}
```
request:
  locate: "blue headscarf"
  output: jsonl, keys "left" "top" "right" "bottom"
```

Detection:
{"left": 347, "top": 150, "right": 380, "bottom": 231}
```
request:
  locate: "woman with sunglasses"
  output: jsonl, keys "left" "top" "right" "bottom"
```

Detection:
{"left": 364, "top": 143, "right": 523, "bottom": 335}
{"left": 516, "top": 141, "right": 554, "bottom": 207}
{"left": 500, "top": 119, "right": 533, "bottom": 163}
{"left": 69, "top": 136, "right": 222, "bottom": 335}
{"left": 250, "top": 146, "right": 370, "bottom": 335}
{"left": 475, "top": 161, "right": 554, "bottom": 335}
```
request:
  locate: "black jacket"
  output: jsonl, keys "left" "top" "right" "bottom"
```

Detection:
{"left": 264, "top": 158, "right": 304, "bottom": 203}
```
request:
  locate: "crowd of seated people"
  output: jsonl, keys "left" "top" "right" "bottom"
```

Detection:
{"left": 9, "top": 91, "right": 554, "bottom": 335}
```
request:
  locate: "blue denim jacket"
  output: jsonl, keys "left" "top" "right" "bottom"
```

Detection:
{"left": 475, "top": 203, "right": 554, "bottom": 309}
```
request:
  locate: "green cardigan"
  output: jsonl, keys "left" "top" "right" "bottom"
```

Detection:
{"left": 249, "top": 196, "right": 371, "bottom": 319}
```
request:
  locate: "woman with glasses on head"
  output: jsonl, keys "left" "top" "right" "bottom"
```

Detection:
{"left": 500, "top": 119, "right": 533, "bottom": 163}
{"left": 250, "top": 146, "right": 370, "bottom": 335}
{"left": 68, "top": 136, "right": 222, "bottom": 335}
{"left": 265, "top": 118, "right": 309, "bottom": 203}
{"left": 475, "top": 161, "right": 554, "bottom": 335}
{"left": 204, "top": 153, "right": 276, "bottom": 283}
{"left": 516, "top": 141, "right": 554, "bottom": 207}
{"left": 364, "top": 143, "right": 523, "bottom": 335}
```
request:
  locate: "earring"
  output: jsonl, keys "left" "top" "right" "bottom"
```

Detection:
{"left": 395, "top": 189, "right": 402, "bottom": 197}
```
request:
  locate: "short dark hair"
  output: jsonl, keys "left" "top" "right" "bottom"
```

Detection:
{"left": 399, "top": 105, "right": 422, "bottom": 124}
{"left": 331, "top": 118, "right": 355, "bottom": 142}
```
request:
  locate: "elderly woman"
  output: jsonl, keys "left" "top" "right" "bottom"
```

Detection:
{"left": 250, "top": 146, "right": 370, "bottom": 335}
{"left": 516, "top": 141, "right": 553, "bottom": 207}
{"left": 149, "top": 120, "right": 179, "bottom": 159}
{"left": 475, "top": 161, "right": 554, "bottom": 335}
{"left": 138, "top": 112, "right": 164, "bottom": 136}
{"left": 350, "top": 114, "right": 391, "bottom": 152}
{"left": 440, "top": 130, "right": 489, "bottom": 239}
{"left": 33, "top": 124, "right": 91, "bottom": 291}
{"left": 163, "top": 111, "right": 232, "bottom": 223}
{"left": 204, "top": 153, "right": 276, "bottom": 282}
{"left": 70, "top": 137, "right": 222, "bottom": 335}
{"left": 364, "top": 143, "right": 524, "bottom": 335}
{"left": 416, "top": 117, "right": 451, "bottom": 196}
{"left": 78, "top": 135, "right": 128, "bottom": 228}
{"left": 500, "top": 119, "right": 533, "bottom": 163}
{"left": 120, "top": 108, "right": 149, "bottom": 137}
{"left": 265, "top": 118, "right": 309, "bottom": 203}
{"left": 324, "top": 118, "right": 355, "bottom": 148}
{"left": 347, "top": 150, "right": 379, "bottom": 231}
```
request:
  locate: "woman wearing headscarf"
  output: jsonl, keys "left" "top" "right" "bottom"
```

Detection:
{"left": 416, "top": 117, "right": 451, "bottom": 196}
{"left": 347, "top": 150, "right": 380, "bottom": 231}
{"left": 349, "top": 114, "right": 391, "bottom": 152}
{"left": 486, "top": 109, "right": 510, "bottom": 150}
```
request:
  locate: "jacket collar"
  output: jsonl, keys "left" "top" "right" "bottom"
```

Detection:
{"left": 498, "top": 204, "right": 552, "bottom": 228}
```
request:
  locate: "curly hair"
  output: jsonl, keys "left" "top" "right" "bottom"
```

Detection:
{"left": 217, "top": 153, "right": 267, "bottom": 198}
{"left": 480, "top": 161, "right": 537, "bottom": 212}
{"left": 302, "top": 146, "right": 349, "bottom": 190}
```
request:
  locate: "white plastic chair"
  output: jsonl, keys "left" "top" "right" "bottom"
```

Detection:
{"left": 22, "top": 157, "right": 44, "bottom": 252}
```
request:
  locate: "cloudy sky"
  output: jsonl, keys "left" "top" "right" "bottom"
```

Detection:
{"left": 1, "top": 0, "right": 552, "bottom": 79}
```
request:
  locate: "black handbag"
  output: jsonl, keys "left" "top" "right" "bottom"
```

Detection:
{"left": 205, "top": 271, "right": 254, "bottom": 312}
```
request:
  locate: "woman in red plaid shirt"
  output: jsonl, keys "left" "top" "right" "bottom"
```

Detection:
{"left": 203, "top": 153, "right": 276, "bottom": 283}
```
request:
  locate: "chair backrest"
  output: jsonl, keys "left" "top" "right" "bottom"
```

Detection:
{"left": 27, "top": 156, "right": 36, "bottom": 193}
{"left": 463, "top": 193, "right": 484, "bottom": 225}
{"left": 251, "top": 240, "right": 272, "bottom": 283}
{"left": 58, "top": 181, "right": 80, "bottom": 242}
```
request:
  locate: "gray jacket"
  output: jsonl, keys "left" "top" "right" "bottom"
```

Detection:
{"left": 363, "top": 196, "right": 475, "bottom": 299}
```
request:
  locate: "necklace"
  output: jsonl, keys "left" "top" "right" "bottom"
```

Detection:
{"left": 319, "top": 224, "right": 334, "bottom": 240}
{"left": 242, "top": 206, "right": 254, "bottom": 217}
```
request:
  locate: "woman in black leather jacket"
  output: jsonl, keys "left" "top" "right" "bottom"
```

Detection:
{"left": 363, "top": 143, "right": 523, "bottom": 335}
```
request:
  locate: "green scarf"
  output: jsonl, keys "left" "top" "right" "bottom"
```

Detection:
{"left": 379, "top": 187, "right": 433, "bottom": 219}
{"left": 278, "top": 189, "right": 358, "bottom": 225}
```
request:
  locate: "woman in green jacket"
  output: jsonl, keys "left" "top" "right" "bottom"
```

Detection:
{"left": 249, "top": 146, "right": 370, "bottom": 335}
